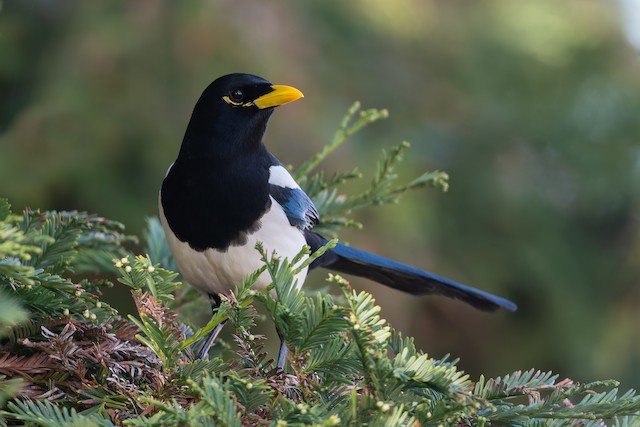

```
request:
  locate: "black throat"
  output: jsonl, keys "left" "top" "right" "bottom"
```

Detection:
{"left": 161, "top": 110, "right": 275, "bottom": 252}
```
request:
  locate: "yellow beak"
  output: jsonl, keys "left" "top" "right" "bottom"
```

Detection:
{"left": 254, "top": 85, "right": 304, "bottom": 109}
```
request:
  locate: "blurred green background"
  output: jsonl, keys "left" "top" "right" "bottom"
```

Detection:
{"left": 2, "top": 1, "right": 639, "bottom": 387}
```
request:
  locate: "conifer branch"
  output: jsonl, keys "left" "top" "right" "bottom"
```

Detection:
{"left": 0, "top": 104, "right": 638, "bottom": 425}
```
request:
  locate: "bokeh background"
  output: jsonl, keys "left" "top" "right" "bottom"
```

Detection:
{"left": 2, "top": 1, "right": 639, "bottom": 387}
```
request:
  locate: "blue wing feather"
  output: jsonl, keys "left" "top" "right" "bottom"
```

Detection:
{"left": 270, "top": 184, "right": 319, "bottom": 230}
{"left": 304, "top": 231, "right": 517, "bottom": 312}
{"left": 332, "top": 242, "right": 517, "bottom": 311}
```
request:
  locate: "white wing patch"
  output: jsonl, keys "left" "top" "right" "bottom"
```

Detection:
{"left": 268, "top": 165, "right": 300, "bottom": 189}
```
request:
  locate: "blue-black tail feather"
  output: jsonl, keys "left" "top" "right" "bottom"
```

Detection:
{"left": 305, "top": 231, "right": 517, "bottom": 312}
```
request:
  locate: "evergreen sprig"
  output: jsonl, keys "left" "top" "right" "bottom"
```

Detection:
{"left": 292, "top": 102, "right": 449, "bottom": 235}
{"left": 0, "top": 105, "right": 638, "bottom": 425}
{"left": 0, "top": 199, "right": 130, "bottom": 323}
{"left": 7, "top": 399, "right": 117, "bottom": 427}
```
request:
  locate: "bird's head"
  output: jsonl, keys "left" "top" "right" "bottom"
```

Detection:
{"left": 179, "top": 73, "right": 304, "bottom": 161}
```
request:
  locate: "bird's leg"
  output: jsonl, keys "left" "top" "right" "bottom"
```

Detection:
{"left": 276, "top": 328, "right": 288, "bottom": 370}
{"left": 196, "top": 293, "right": 226, "bottom": 361}
{"left": 196, "top": 321, "right": 226, "bottom": 361}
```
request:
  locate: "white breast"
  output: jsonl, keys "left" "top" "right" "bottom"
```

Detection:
{"left": 159, "top": 195, "right": 308, "bottom": 297}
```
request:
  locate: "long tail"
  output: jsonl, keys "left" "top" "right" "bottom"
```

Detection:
{"left": 305, "top": 231, "right": 517, "bottom": 312}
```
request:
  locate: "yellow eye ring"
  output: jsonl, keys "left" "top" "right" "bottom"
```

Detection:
{"left": 222, "top": 96, "right": 254, "bottom": 107}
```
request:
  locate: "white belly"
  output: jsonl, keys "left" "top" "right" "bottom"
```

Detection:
{"left": 159, "top": 195, "right": 308, "bottom": 296}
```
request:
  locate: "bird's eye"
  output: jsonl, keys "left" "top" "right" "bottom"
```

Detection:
{"left": 229, "top": 89, "right": 244, "bottom": 102}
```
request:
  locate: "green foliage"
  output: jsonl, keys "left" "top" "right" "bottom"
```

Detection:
{"left": 293, "top": 103, "right": 449, "bottom": 235}
{"left": 0, "top": 108, "right": 638, "bottom": 425}
{"left": 0, "top": 296, "right": 28, "bottom": 339}
{"left": 0, "top": 198, "right": 130, "bottom": 323}
{"left": 116, "top": 255, "right": 181, "bottom": 303}
{"left": 7, "top": 399, "right": 116, "bottom": 427}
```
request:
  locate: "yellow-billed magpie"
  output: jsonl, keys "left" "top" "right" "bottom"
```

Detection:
{"left": 160, "top": 73, "right": 516, "bottom": 367}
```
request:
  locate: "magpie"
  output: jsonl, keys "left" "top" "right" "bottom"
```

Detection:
{"left": 159, "top": 73, "right": 516, "bottom": 368}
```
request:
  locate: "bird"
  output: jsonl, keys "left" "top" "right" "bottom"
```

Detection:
{"left": 159, "top": 73, "right": 517, "bottom": 368}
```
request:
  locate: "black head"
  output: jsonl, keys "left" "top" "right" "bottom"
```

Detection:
{"left": 178, "top": 73, "right": 303, "bottom": 161}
